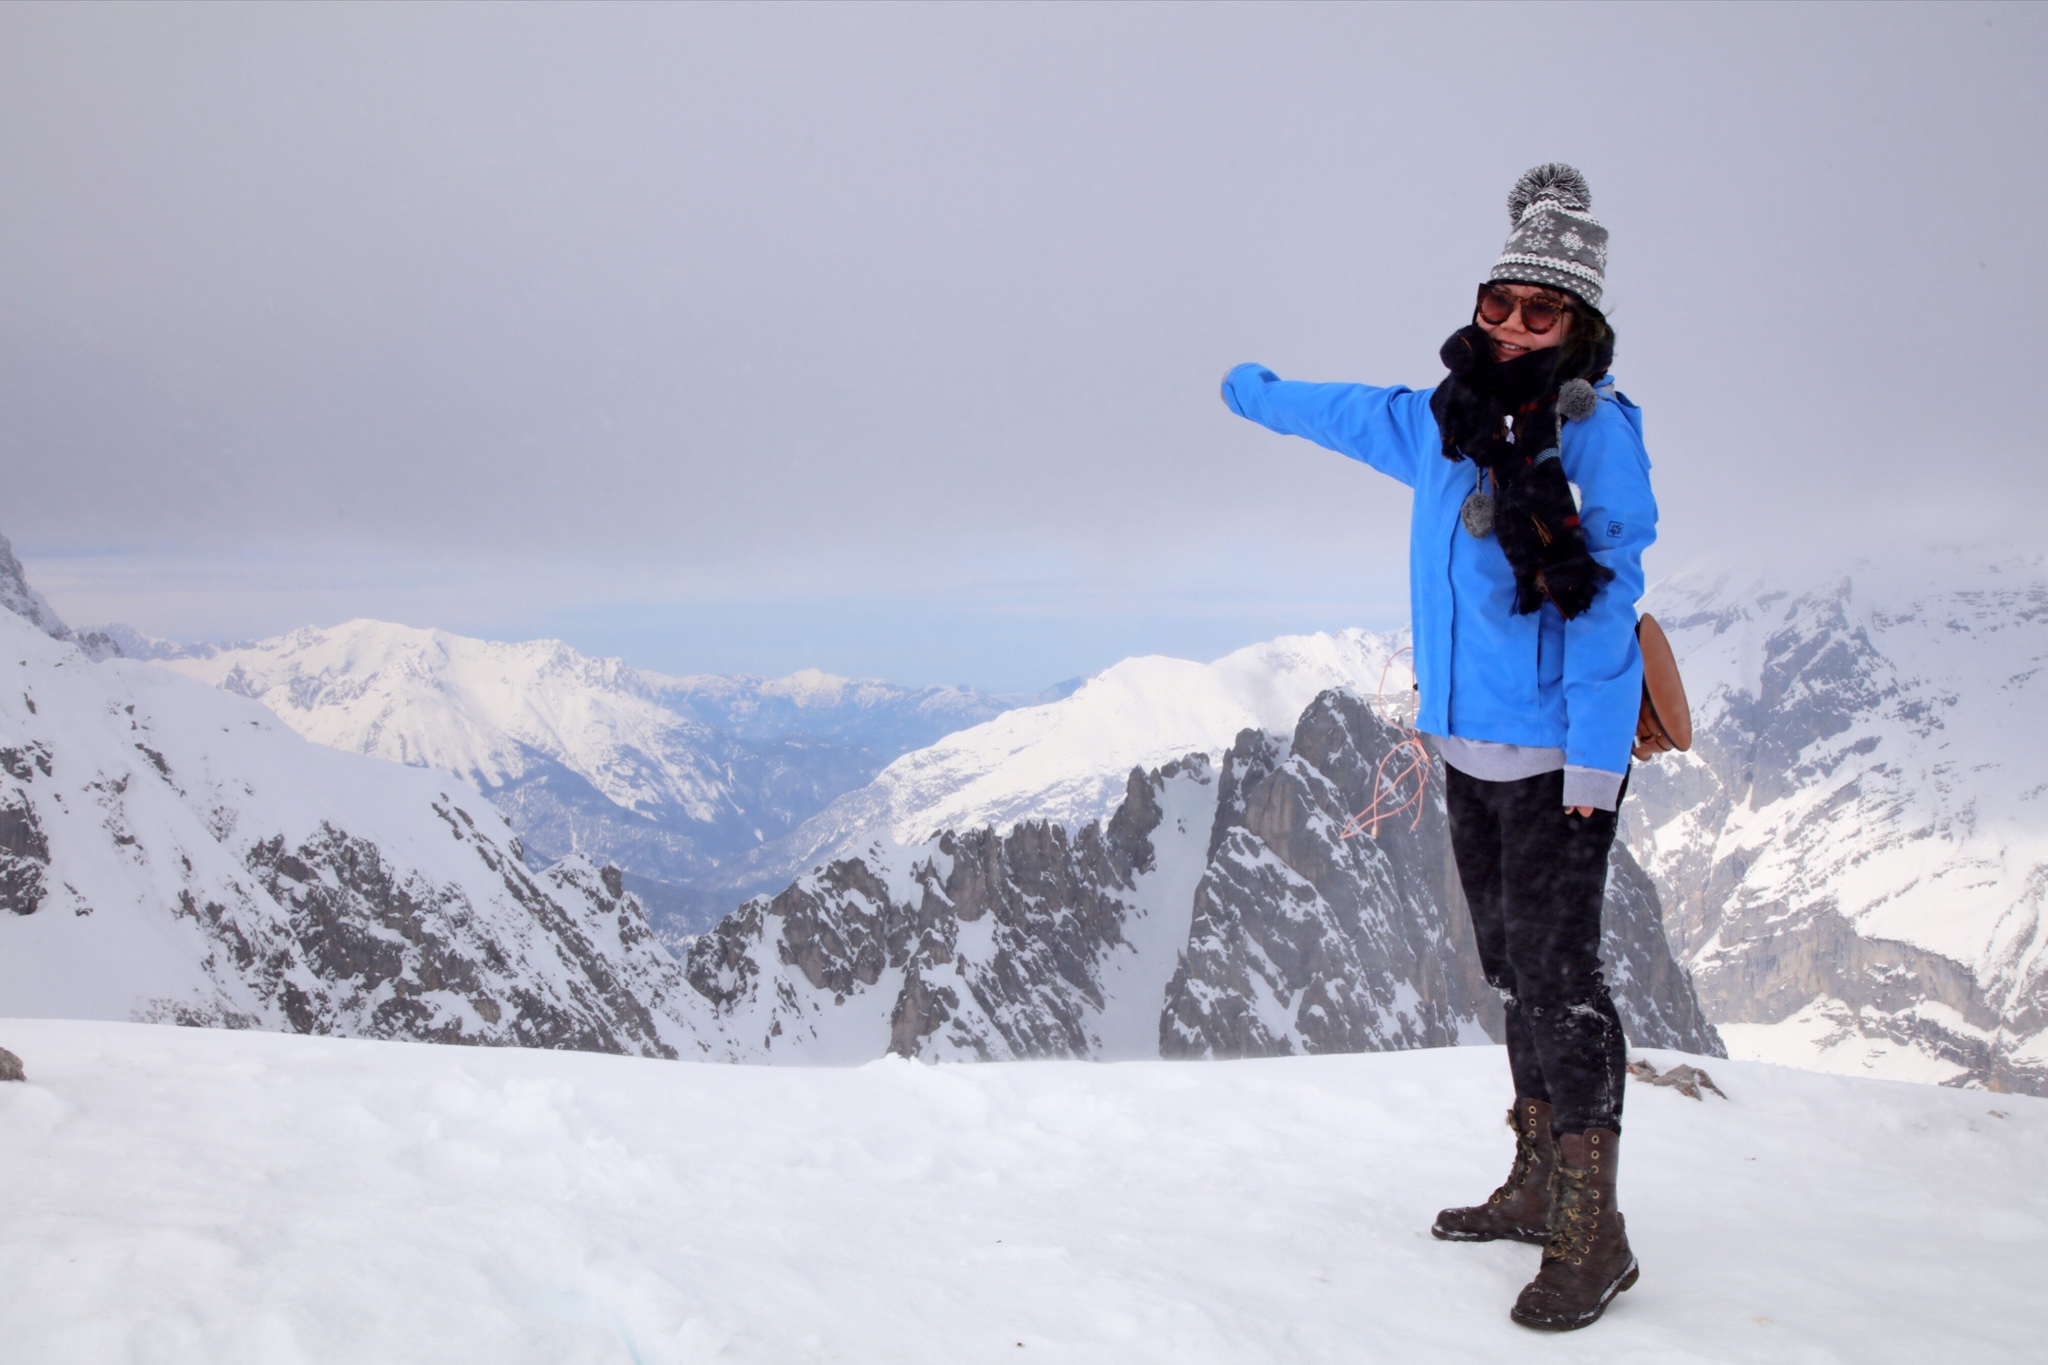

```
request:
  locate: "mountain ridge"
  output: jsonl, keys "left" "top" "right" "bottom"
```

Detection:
{"left": 21, "top": 529, "right": 2041, "bottom": 1092}
{"left": 128, "top": 618, "right": 1032, "bottom": 933}
{"left": 692, "top": 628, "right": 1415, "bottom": 912}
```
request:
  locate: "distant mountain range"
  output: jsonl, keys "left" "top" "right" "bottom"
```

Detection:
{"left": 2, "top": 529, "right": 1718, "bottom": 1067}
{"left": 96, "top": 617, "right": 1405, "bottom": 940}
{"left": 13, "top": 525, "right": 2043, "bottom": 1094}
{"left": 108, "top": 619, "right": 1053, "bottom": 935}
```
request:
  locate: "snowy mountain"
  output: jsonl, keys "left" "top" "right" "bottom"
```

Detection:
{"left": 139, "top": 622, "right": 1024, "bottom": 934}
{"left": 0, "top": 568, "right": 708, "bottom": 1056}
{"left": 680, "top": 686, "right": 1720, "bottom": 1063}
{"left": 27, "top": 519, "right": 2041, "bottom": 1094}
{"left": 1626, "top": 552, "right": 2048, "bottom": 1092}
{"left": 695, "top": 629, "right": 1413, "bottom": 909}
{"left": 76, "top": 622, "right": 214, "bottom": 660}
{"left": 0, "top": 532, "right": 120, "bottom": 662}
{"left": 8, "top": 531, "right": 1708, "bottom": 1069}
{"left": 4, "top": 553, "right": 1712, "bottom": 1070}
{"left": 4, "top": 548, "right": 1711, "bottom": 1069}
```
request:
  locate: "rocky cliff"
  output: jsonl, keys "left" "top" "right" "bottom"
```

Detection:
{"left": 680, "top": 757, "right": 1217, "bottom": 1061}
{"left": 1626, "top": 559, "right": 2048, "bottom": 1091}
{"left": 1161, "top": 690, "right": 1723, "bottom": 1059}
{"left": 680, "top": 687, "right": 1721, "bottom": 1064}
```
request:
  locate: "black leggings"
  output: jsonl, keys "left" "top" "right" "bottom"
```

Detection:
{"left": 1444, "top": 765, "right": 1628, "bottom": 1135}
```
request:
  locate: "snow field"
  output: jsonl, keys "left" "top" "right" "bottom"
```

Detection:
{"left": 2, "top": 1021, "right": 2043, "bottom": 1364}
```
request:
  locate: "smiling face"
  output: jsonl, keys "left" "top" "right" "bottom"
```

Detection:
{"left": 1475, "top": 282, "right": 1575, "bottom": 363}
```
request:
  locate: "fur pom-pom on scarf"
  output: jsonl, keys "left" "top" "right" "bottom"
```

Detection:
{"left": 1427, "top": 325, "right": 1615, "bottom": 619}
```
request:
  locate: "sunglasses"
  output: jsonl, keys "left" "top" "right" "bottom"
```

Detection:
{"left": 1476, "top": 285, "right": 1572, "bottom": 335}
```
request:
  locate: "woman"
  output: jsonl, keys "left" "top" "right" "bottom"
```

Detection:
{"left": 1220, "top": 164, "right": 1652, "bottom": 1333}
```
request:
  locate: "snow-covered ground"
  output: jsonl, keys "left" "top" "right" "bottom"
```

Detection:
{"left": 2, "top": 1020, "right": 2041, "bottom": 1364}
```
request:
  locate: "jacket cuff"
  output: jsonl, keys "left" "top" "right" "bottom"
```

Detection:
{"left": 1563, "top": 764, "right": 1625, "bottom": 812}
{"left": 1222, "top": 363, "right": 1278, "bottom": 419}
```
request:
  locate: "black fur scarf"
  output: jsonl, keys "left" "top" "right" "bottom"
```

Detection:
{"left": 1427, "top": 325, "right": 1615, "bottom": 620}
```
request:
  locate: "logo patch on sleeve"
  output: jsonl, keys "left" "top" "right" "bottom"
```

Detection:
{"left": 1608, "top": 520, "right": 1624, "bottom": 537}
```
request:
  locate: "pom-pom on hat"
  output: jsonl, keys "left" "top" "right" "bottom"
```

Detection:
{"left": 1487, "top": 163, "right": 1608, "bottom": 312}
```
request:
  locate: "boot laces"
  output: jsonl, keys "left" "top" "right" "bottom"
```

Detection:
{"left": 1544, "top": 1165, "right": 1596, "bottom": 1264}
{"left": 1489, "top": 1116, "right": 1537, "bottom": 1204}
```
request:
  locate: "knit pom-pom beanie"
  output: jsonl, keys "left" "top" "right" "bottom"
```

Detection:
{"left": 1489, "top": 164, "right": 1608, "bottom": 312}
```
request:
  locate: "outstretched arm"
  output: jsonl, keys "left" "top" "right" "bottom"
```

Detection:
{"left": 1221, "top": 363, "right": 1435, "bottom": 489}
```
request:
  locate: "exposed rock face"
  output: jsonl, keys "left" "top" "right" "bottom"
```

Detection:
{"left": 678, "top": 688, "right": 1719, "bottom": 1067}
{"left": 0, "top": 765, "right": 53, "bottom": 916}
{"left": 1161, "top": 690, "right": 1723, "bottom": 1060}
{"left": 682, "top": 758, "right": 1216, "bottom": 1062}
{"left": 1626, "top": 564, "right": 2048, "bottom": 1092}
{"left": 1600, "top": 839, "right": 1723, "bottom": 1053}
{"left": 212, "top": 810, "right": 692, "bottom": 1055}
{"left": 1163, "top": 708, "right": 1493, "bottom": 1057}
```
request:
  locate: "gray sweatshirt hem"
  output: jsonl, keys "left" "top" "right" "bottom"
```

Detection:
{"left": 1430, "top": 734, "right": 1625, "bottom": 812}
{"left": 1431, "top": 733, "right": 1564, "bottom": 783}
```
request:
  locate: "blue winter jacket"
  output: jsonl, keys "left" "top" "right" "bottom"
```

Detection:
{"left": 1222, "top": 364, "right": 1655, "bottom": 779}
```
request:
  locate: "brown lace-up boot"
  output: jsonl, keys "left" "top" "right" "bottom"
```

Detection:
{"left": 1511, "top": 1128, "right": 1638, "bottom": 1331}
{"left": 1431, "top": 1098, "right": 1556, "bottom": 1244}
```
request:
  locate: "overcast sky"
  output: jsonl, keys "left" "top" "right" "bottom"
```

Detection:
{"left": 4, "top": 2, "right": 2043, "bottom": 689}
